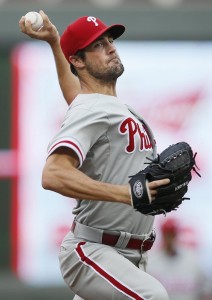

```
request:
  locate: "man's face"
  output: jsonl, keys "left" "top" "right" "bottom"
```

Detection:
{"left": 83, "top": 33, "right": 124, "bottom": 82}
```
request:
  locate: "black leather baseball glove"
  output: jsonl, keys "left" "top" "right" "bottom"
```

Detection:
{"left": 129, "top": 142, "right": 200, "bottom": 215}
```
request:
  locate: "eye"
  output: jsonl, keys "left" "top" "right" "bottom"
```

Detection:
{"left": 94, "top": 41, "right": 103, "bottom": 48}
{"left": 109, "top": 38, "right": 114, "bottom": 44}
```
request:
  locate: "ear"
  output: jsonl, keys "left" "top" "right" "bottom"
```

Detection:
{"left": 69, "top": 55, "right": 85, "bottom": 69}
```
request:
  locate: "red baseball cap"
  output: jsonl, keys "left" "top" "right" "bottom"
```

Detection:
{"left": 60, "top": 16, "right": 125, "bottom": 61}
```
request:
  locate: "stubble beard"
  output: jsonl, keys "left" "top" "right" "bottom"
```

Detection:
{"left": 85, "top": 58, "right": 124, "bottom": 83}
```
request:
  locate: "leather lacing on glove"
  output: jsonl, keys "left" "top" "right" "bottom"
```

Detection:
{"left": 145, "top": 151, "right": 201, "bottom": 177}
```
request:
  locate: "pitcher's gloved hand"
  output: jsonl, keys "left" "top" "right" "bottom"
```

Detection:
{"left": 129, "top": 142, "right": 200, "bottom": 215}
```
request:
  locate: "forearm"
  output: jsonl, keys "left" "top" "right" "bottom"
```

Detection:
{"left": 42, "top": 163, "right": 131, "bottom": 205}
{"left": 19, "top": 10, "right": 81, "bottom": 105}
{"left": 50, "top": 40, "right": 81, "bottom": 105}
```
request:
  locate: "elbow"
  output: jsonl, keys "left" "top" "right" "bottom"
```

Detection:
{"left": 42, "top": 177, "right": 50, "bottom": 191}
{"left": 42, "top": 169, "right": 52, "bottom": 190}
{"left": 42, "top": 165, "right": 58, "bottom": 191}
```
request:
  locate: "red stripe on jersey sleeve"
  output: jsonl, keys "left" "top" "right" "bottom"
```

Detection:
{"left": 48, "top": 140, "right": 84, "bottom": 164}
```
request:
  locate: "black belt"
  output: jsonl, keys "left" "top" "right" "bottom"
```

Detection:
{"left": 71, "top": 222, "right": 155, "bottom": 251}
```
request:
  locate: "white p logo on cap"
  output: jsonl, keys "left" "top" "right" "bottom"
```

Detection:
{"left": 87, "top": 16, "right": 98, "bottom": 26}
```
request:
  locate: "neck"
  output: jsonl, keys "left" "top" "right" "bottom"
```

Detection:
{"left": 79, "top": 73, "right": 117, "bottom": 97}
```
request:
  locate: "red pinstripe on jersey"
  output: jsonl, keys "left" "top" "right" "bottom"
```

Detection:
{"left": 75, "top": 242, "right": 145, "bottom": 300}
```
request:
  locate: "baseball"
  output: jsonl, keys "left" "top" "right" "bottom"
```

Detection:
{"left": 24, "top": 11, "right": 43, "bottom": 31}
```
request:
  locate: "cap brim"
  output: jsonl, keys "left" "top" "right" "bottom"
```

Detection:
{"left": 79, "top": 24, "right": 125, "bottom": 52}
{"left": 106, "top": 24, "right": 125, "bottom": 40}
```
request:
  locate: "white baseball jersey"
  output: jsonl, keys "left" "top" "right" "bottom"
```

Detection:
{"left": 47, "top": 93, "right": 155, "bottom": 236}
{"left": 49, "top": 94, "right": 170, "bottom": 300}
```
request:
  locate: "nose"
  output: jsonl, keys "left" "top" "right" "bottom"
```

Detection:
{"left": 107, "top": 41, "right": 116, "bottom": 53}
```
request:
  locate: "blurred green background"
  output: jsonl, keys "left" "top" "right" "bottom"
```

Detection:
{"left": 1, "top": 1, "right": 212, "bottom": 299}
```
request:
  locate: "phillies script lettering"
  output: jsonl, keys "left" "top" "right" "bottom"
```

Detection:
{"left": 119, "top": 118, "right": 153, "bottom": 153}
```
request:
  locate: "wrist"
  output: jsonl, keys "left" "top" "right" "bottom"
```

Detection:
{"left": 122, "top": 184, "right": 132, "bottom": 205}
{"left": 48, "top": 35, "right": 60, "bottom": 48}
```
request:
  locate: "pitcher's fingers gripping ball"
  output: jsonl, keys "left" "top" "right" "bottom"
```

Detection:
{"left": 24, "top": 11, "right": 44, "bottom": 31}
{"left": 129, "top": 141, "right": 201, "bottom": 215}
